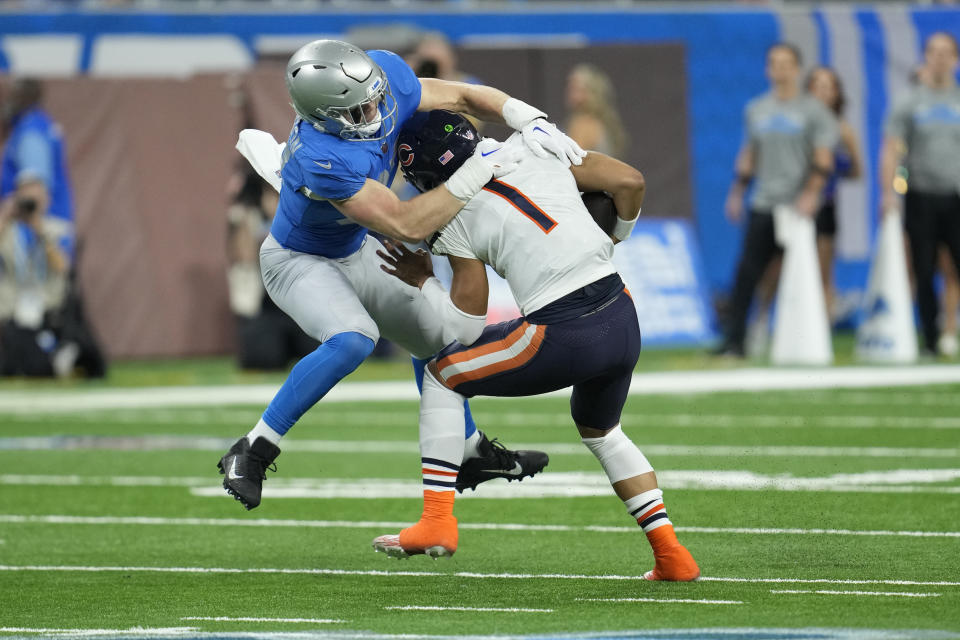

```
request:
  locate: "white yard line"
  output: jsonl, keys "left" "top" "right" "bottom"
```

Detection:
{"left": 180, "top": 616, "right": 343, "bottom": 623}
{"left": 2, "top": 365, "right": 960, "bottom": 413}
{"left": 1, "top": 565, "right": 957, "bottom": 587}
{"left": 5, "top": 469, "right": 959, "bottom": 497}
{"left": 2, "top": 436, "right": 956, "bottom": 459}
{"left": 5, "top": 409, "right": 960, "bottom": 430}
{"left": 3, "top": 514, "right": 958, "bottom": 539}
{"left": 577, "top": 597, "right": 743, "bottom": 605}
{"left": 384, "top": 606, "right": 552, "bottom": 613}
{"left": 770, "top": 589, "right": 941, "bottom": 598}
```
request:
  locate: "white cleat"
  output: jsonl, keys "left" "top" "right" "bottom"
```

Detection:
{"left": 372, "top": 534, "right": 453, "bottom": 560}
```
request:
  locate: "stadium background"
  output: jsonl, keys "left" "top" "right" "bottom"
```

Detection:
{"left": 3, "top": 3, "right": 959, "bottom": 357}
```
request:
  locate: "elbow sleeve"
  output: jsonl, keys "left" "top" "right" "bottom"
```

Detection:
{"left": 421, "top": 277, "right": 487, "bottom": 346}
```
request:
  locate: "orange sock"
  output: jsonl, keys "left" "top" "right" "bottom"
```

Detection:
{"left": 421, "top": 490, "right": 456, "bottom": 521}
{"left": 645, "top": 523, "right": 681, "bottom": 553}
{"left": 399, "top": 491, "right": 458, "bottom": 553}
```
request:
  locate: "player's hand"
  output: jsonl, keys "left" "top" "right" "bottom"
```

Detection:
{"left": 475, "top": 138, "right": 522, "bottom": 179}
{"left": 445, "top": 138, "right": 521, "bottom": 202}
{"left": 519, "top": 118, "right": 586, "bottom": 167}
{"left": 377, "top": 239, "right": 435, "bottom": 289}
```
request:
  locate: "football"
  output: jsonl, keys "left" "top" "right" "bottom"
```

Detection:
{"left": 581, "top": 190, "right": 618, "bottom": 235}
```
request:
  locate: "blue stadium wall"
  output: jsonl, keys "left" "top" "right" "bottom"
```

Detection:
{"left": 2, "top": 6, "right": 959, "bottom": 313}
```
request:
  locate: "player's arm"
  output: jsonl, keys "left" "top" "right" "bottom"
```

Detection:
{"left": 418, "top": 78, "right": 508, "bottom": 124}
{"left": 378, "top": 241, "right": 488, "bottom": 346}
{"left": 334, "top": 139, "right": 520, "bottom": 243}
{"left": 569, "top": 151, "right": 645, "bottom": 244}
{"left": 334, "top": 178, "right": 466, "bottom": 243}
{"left": 419, "top": 78, "right": 585, "bottom": 166}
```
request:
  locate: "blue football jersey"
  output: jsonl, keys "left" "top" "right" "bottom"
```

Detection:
{"left": 270, "top": 50, "right": 422, "bottom": 258}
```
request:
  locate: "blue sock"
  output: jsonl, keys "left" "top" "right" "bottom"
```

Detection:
{"left": 262, "top": 332, "right": 375, "bottom": 435}
{"left": 411, "top": 355, "right": 477, "bottom": 439}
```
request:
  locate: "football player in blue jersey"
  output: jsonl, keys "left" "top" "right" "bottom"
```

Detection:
{"left": 219, "top": 40, "right": 584, "bottom": 510}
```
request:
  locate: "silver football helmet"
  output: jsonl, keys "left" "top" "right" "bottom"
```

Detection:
{"left": 285, "top": 39, "right": 398, "bottom": 141}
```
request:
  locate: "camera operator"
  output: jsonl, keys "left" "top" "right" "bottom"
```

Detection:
{"left": 0, "top": 77, "right": 105, "bottom": 377}
{"left": 0, "top": 181, "right": 70, "bottom": 376}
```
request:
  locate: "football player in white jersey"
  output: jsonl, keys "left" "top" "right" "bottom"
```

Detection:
{"left": 372, "top": 110, "right": 699, "bottom": 582}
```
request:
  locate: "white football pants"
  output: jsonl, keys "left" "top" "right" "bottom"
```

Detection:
{"left": 259, "top": 233, "right": 447, "bottom": 359}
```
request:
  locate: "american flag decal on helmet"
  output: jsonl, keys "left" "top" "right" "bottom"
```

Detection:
{"left": 439, "top": 150, "right": 454, "bottom": 165}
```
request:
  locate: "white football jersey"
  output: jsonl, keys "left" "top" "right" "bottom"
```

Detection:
{"left": 431, "top": 134, "right": 616, "bottom": 316}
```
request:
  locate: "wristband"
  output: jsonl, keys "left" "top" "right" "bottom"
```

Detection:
{"left": 735, "top": 172, "right": 752, "bottom": 186}
{"left": 444, "top": 154, "right": 491, "bottom": 203}
{"left": 502, "top": 98, "right": 547, "bottom": 130}
{"left": 613, "top": 211, "right": 640, "bottom": 242}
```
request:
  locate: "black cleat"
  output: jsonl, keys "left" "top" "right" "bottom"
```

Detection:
{"left": 217, "top": 436, "right": 280, "bottom": 510}
{"left": 456, "top": 432, "right": 548, "bottom": 493}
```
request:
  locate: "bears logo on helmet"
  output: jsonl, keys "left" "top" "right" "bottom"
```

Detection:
{"left": 397, "top": 110, "right": 480, "bottom": 193}
{"left": 399, "top": 143, "right": 414, "bottom": 167}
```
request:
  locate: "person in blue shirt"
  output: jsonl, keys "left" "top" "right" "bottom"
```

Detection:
{"left": 219, "top": 39, "right": 585, "bottom": 511}
{"left": 0, "top": 78, "right": 74, "bottom": 261}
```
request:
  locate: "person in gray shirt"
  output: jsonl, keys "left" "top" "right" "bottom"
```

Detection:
{"left": 881, "top": 31, "right": 960, "bottom": 357}
{"left": 716, "top": 43, "right": 839, "bottom": 357}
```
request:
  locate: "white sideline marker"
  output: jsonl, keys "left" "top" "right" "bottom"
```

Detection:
{"left": 771, "top": 589, "right": 940, "bottom": 598}
{"left": 1, "top": 565, "right": 958, "bottom": 587}
{"left": 181, "top": 616, "right": 343, "bottom": 623}
{"left": 3, "top": 514, "right": 960, "bottom": 539}
{"left": 385, "top": 606, "right": 552, "bottom": 613}
{"left": 577, "top": 597, "right": 743, "bottom": 605}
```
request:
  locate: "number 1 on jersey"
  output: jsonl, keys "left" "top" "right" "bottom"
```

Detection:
{"left": 482, "top": 179, "right": 558, "bottom": 234}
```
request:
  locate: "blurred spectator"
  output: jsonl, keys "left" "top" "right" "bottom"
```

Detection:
{"left": 806, "top": 66, "right": 862, "bottom": 316}
{"left": 227, "top": 167, "right": 318, "bottom": 370}
{"left": 881, "top": 32, "right": 960, "bottom": 357}
{"left": 715, "top": 43, "right": 839, "bottom": 358}
{"left": 0, "top": 77, "right": 105, "bottom": 378}
{"left": 909, "top": 64, "right": 959, "bottom": 357}
{"left": 744, "top": 65, "right": 861, "bottom": 354}
{"left": 407, "top": 32, "right": 480, "bottom": 84}
{"left": 564, "top": 63, "right": 628, "bottom": 158}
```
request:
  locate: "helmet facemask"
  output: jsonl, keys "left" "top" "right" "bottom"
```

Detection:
{"left": 322, "top": 76, "right": 398, "bottom": 140}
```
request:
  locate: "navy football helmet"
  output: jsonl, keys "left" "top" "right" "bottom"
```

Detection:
{"left": 397, "top": 110, "right": 479, "bottom": 192}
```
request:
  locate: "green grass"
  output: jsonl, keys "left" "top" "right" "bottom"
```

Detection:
{"left": 0, "top": 332, "right": 919, "bottom": 391}
{"left": 1, "top": 374, "right": 959, "bottom": 637}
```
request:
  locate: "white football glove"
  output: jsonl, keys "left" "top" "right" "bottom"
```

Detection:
{"left": 445, "top": 137, "right": 522, "bottom": 203}
{"left": 519, "top": 118, "right": 586, "bottom": 167}
{"left": 502, "top": 97, "right": 586, "bottom": 167}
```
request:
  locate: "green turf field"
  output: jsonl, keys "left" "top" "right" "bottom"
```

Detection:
{"left": 1, "top": 364, "right": 959, "bottom": 639}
